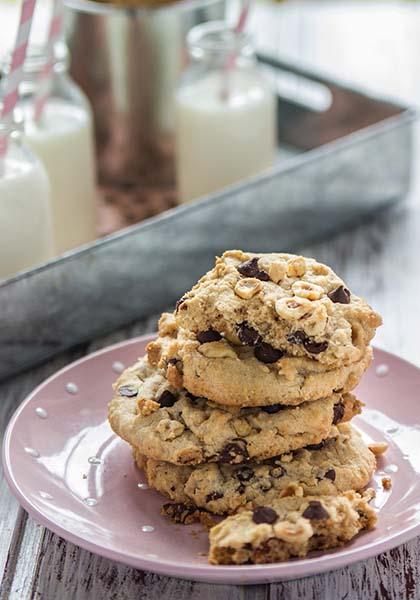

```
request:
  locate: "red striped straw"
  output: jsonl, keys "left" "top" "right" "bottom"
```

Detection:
{"left": 220, "top": 0, "right": 252, "bottom": 102}
{"left": 0, "top": 0, "right": 37, "bottom": 171}
{"left": 33, "top": 0, "right": 64, "bottom": 123}
{"left": 234, "top": 0, "right": 251, "bottom": 35}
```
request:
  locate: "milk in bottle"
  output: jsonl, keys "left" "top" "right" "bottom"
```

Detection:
{"left": 0, "top": 127, "right": 53, "bottom": 279}
{"left": 13, "top": 45, "right": 97, "bottom": 254}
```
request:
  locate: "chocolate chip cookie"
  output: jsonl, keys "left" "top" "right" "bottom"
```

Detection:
{"left": 174, "top": 251, "right": 381, "bottom": 369}
{"left": 148, "top": 314, "right": 373, "bottom": 406}
{"left": 133, "top": 424, "right": 376, "bottom": 515}
{"left": 208, "top": 489, "right": 377, "bottom": 564}
{"left": 109, "top": 357, "right": 362, "bottom": 465}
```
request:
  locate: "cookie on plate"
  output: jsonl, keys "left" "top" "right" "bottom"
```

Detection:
{"left": 109, "top": 357, "right": 362, "bottom": 465}
{"left": 174, "top": 250, "right": 381, "bottom": 369}
{"left": 134, "top": 424, "right": 376, "bottom": 515}
{"left": 147, "top": 314, "right": 373, "bottom": 406}
{"left": 208, "top": 489, "right": 377, "bottom": 564}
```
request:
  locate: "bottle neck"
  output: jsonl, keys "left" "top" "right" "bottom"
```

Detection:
{"left": 187, "top": 21, "right": 255, "bottom": 69}
{"left": 2, "top": 43, "right": 69, "bottom": 97}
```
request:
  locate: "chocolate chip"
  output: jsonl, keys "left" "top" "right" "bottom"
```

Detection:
{"left": 328, "top": 285, "right": 351, "bottom": 304}
{"left": 196, "top": 329, "right": 222, "bottom": 344}
{"left": 305, "top": 440, "right": 326, "bottom": 451}
{"left": 235, "top": 466, "right": 254, "bottom": 482}
{"left": 303, "top": 339, "right": 329, "bottom": 354}
{"left": 262, "top": 403, "right": 285, "bottom": 414}
{"left": 254, "top": 342, "right": 284, "bottom": 364}
{"left": 236, "top": 484, "right": 246, "bottom": 495}
{"left": 237, "top": 322, "right": 260, "bottom": 346}
{"left": 167, "top": 358, "right": 179, "bottom": 366}
{"left": 175, "top": 295, "right": 188, "bottom": 311}
{"left": 302, "top": 500, "right": 330, "bottom": 520}
{"left": 252, "top": 506, "right": 278, "bottom": 524}
{"left": 237, "top": 257, "right": 270, "bottom": 281}
{"left": 332, "top": 401, "right": 345, "bottom": 425}
{"left": 158, "top": 390, "right": 177, "bottom": 408}
{"left": 206, "top": 491, "right": 223, "bottom": 502}
{"left": 118, "top": 385, "right": 138, "bottom": 397}
{"left": 185, "top": 391, "right": 199, "bottom": 402}
{"left": 162, "top": 503, "right": 198, "bottom": 524}
{"left": 287, "top": 330, "right": 328, "bottom": 355}
{"left": 287, "top": 330, "right": 308, "bottom": 345}
{"left": 220, "top": 439, "right": 249, "bottom": 464}
{"left": 324, "top": 469, "right": 336, "bottom": 481}
{"left": 269, "top": 465, "right": 286, "bottom": 478}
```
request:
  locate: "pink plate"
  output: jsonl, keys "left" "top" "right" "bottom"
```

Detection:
{"left": 3, "top": 336, "right": 420, "bottom": 584}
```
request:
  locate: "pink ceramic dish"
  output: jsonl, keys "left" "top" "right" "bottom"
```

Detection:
{"left": 3, "top": 335, "right": 420, "bottom": 584}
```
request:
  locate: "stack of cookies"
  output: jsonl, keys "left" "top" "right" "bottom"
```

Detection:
{"left": 109, "top": 250, "right": 383, "bottom": 564}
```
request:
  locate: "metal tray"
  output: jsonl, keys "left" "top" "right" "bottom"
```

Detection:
{"left": 0, "top": 55, "right": 416, "bottom": 381}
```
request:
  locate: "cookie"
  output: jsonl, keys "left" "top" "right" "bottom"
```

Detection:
{"left": 109, "top": 357, "right": 361, "bottom": 465}
{"left": 134, "top": 424, "right": 376, "bottom": 515}
{"left": 148, "top": 316, "right": 373, "bottom": 406}
{"left": 208, "top": 489, "right": 377, "bottom": 564}
{"left": 174, "top": 250, "right": 381, "bottom": 369}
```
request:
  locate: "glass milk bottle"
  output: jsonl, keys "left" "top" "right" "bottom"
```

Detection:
{"left": 0, "top": 123, "right": 53, "bottom": 280}
{"left": 175, "top": 21, "right": 276, "bottom": 203}
{"left": 11, "top": 44, "right": 97, "bottom": 254}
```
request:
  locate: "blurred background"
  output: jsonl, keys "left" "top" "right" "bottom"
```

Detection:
{"left": 1, "top": 0, "right": 419, "bottom": 235}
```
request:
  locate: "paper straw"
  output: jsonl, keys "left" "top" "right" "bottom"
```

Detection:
{"left": 33, "top": 0, "right": 64, "bottom": 123}
{"left": 0, "top": 0, "right": 37, "bottom": 167}
{"left": 220, "top": 0, "right": 252, "bottom": 102}
{"left": 234, "top": 0, "right": 251, "bottom": 35}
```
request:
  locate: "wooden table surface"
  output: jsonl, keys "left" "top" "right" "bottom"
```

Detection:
{"left": 2, "top": 1, "right": 420, "bottom": 598}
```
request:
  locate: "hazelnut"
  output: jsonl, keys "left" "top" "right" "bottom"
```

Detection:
{"left": 382, "top": 476, "right": 392, "bottom": 490}
{"left": 198, "top": 340, "right": 237, "bottom": 359}
{"left": 268, "top": 261, "right": 287, "bottom": 284}
{"left": 292, "top": 281, "right": 324, "bottom": 301}
{"left": 368, "top": 441, "right": 388, "bottom": 456}
{"left": 312, "top": 262, "right": 330, "bottom": 276}
{"left": 287, "top": 257, "right": 306, "bottom": 278}
{"left": 156, "top": 418, "right": 185, "bottom": 440}
{"left": 275, "top": 296, "right": 313, "bottom": 320}
{"left": 234, "top": 278, "right": 262, "bottom": 300}
{"left": 302, "top": 303, "right": 328, "bottom": 336}
{"left": 274, "top": 518, "right": 313, "bottom": 543}
{"left": 138, "top": 398, "right": 160, "bottom": 417}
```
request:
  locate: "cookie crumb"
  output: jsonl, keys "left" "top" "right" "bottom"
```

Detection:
{"left": 161, "top": 502, "right": 217, "bottom": 529}
{"left": 382, "top": 476, "right": 392, "bottom": 490}
{"left": 368, "top": 441, "right": 388, "bottom": 456}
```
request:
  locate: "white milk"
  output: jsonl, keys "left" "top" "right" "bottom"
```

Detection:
{"left": 175, "top": 70, "right": 276, "bottom": 203}
{"left": 0, "top": 156, "right": 53, "bottom": 280}
{"left": 24, "top": 100, "right": 97, "bottom": 254}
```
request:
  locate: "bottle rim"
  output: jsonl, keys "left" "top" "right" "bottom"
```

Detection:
{"left": 187, "top": 20, "right": 252, "bottom": 57}
{"left": 2, "top": 42, "right": 69, "bottom": 77}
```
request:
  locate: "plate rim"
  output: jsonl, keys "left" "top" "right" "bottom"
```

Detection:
{"left": 3, "top": 337, "right": 420, "bottom": 584}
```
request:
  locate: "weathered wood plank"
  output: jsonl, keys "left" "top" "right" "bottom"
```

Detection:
{"left": 267, "top": 539, "right": 420, "bottom": 600}
{"left": 0, "top": 347, "right": 88, "bottom": 589}
{"left": 27, "top": 529, "right": 263, "bottom": 600}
